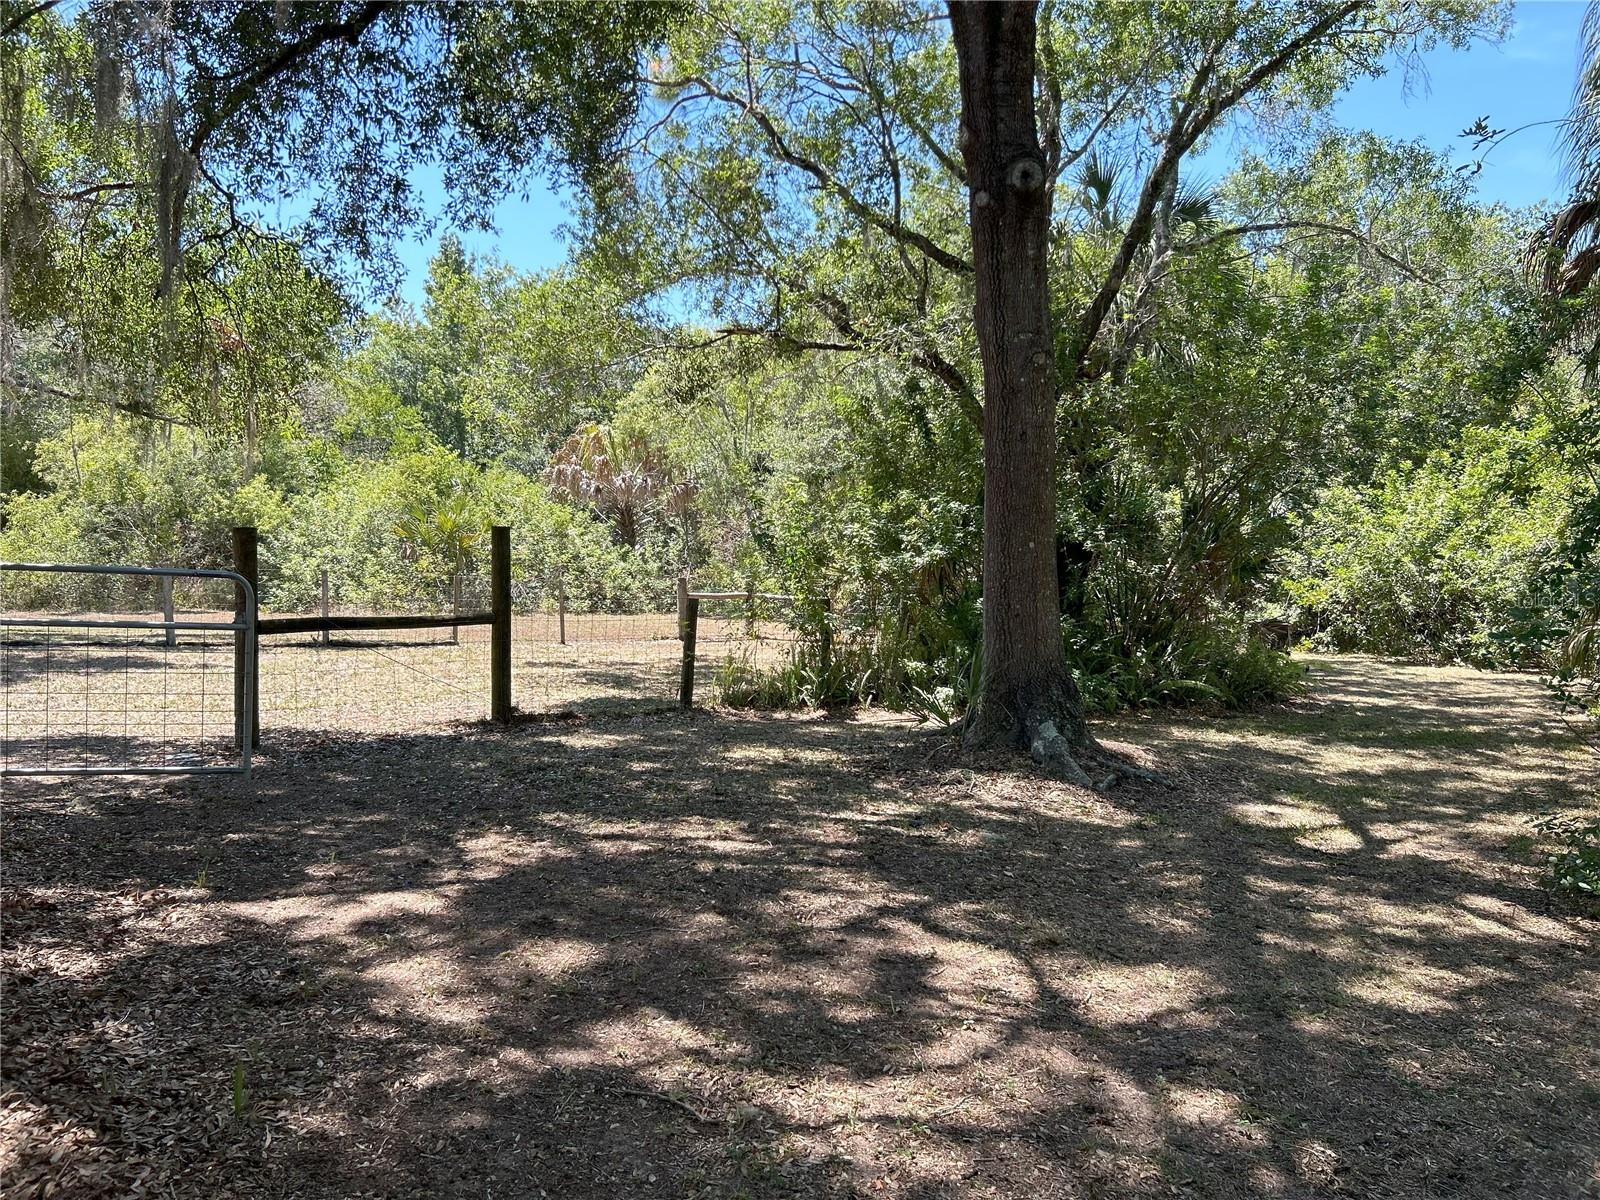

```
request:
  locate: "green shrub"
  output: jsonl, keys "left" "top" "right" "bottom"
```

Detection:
{"left": 1532, "top": 813, "right": 1600, "bottom": 900}
{"left": 713, "top": 641, "right": 879, "bottom": 709}
{"left": 1216, "top": 638, "right": 1309, "bottom": 706}
{"left": 1280, "top": 424, "right": 1579, "bottom": 665}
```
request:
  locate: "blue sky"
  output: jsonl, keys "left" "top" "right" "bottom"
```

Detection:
{"left": 387, "top": 0, "right": 1587, "bottom": 307}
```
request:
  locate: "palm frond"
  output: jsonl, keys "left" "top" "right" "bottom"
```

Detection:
{"left": 1172, "top": 177, "right": 1220, "bottom": 233}
{"left": 1559, "top": 1, "right": 1600, "bottom": 196}
{"left": 1076, "top": 150, "right": 1119, "bottom": 227}
{"left": 1528, "top": 197, "right": 1600, "bottom": 294}
{"left": 1530, "top": 6, "right": 1600, "bottom": 299}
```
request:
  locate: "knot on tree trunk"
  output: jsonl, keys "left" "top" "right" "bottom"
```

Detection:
{"left": 1006, "top": 155, "right": 1045, "bottom": 193}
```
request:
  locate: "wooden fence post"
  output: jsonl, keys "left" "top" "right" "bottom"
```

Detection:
{"left": 491, "top": 525, "right": 512, "bottom": 722}
{"left": 819, "top": 594, "right": 833, "bottom": 676}
{"left": 557, "top": 570, "right": 567, "bottom": 646}
{"left": 161, "top": 576, "right": 176, "bottom": 647}
{"left": 451, "top": 572, "right": 461, "bottom": 646}
{"left": 232, "top": 526, "right": 260, "bottom": 749}
{"left": 319, "top": 567, "right": 330, "bottom": 646}
{"left": 678, "top": 595, "right": 699, "bottom": 710}
{"left": 676, "top": 572, "right": 690, "bottom": 641}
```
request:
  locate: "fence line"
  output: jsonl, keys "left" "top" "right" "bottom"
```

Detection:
{"left": 3, "top": 533, "right": 829, "bottom": 773}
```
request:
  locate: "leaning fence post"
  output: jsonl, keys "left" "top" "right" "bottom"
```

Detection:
{"left": 232, "top": 526, "right": 260, "bottom": 749}
{"left": 161, "top": 575, "right": 176, "bottom": 647}
{"left": 490, "top": 525, "right": 512, "bottom": 722}
{"left": 319, "top": 567, "right": 330, "bottom": 646}
{"left": 679, "top": 595, "right": 699, "bottom": 710}
{"left": 677, "top": 572, "right": 690, "bottom": 641}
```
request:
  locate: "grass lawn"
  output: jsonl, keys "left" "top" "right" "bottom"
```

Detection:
{"left": 2, "top": 656, "right": 1595, "bottom": 1198}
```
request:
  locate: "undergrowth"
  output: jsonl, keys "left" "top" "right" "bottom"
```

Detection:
{"left": 712, "top": 616, "right": 1304, "bottom": 722}
{"left": 1533, "top": 813, "right": 1600, "bottom": 903}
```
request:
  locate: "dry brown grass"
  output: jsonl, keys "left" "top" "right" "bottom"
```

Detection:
{"left": 1, "top": 612, "right": 793, "bottom": 768}
{"left": 2, "top": 656, "right": 1596, "bottom": 1199}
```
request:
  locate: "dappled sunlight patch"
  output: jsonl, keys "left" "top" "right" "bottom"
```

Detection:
{"left": 1293, "top": 1138, "right": 1345, "bottom": 1189}
{"left": 1297, "top": 823, "right": 1366, "bottom": 853}
{"left": 1250, "top": 1162, "right": 1294, "bottom": 1194}
{"left": 1071, "top": 964, "right": 1219, "bottom": 1027}
{"left": 367, "top": 954, "right": 494, "bottom": 1024}
{"left": 495, "top": 935, "right": 608, "bottom": 983}
{"left": 1340, "top": 894, "right": 1581, "bottom": 955}
{"left": 1128, "top": 904, "right": 1205, "bottom": 938}
{"left": 1343, "top": 960, "right": 1500, "bottom": 1014}
{"left": 1230, "top": 798, "right": 1395, "bottom": 857}
{"left": 1230, "top": 797, "right": 1343, "bottom": 830}
{"left": 1455, "top": 891, "right": 1591, "bottom": 945}
{"left": 719, "top": 743, "right": 842, "bottom": 769}
{"left": 1159, "top": 1082, "right": 1242, "bottom": 1130}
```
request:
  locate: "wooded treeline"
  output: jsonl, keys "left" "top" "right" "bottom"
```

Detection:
{"left": 2, "top": 0, "right": 1596, "bottom": 720}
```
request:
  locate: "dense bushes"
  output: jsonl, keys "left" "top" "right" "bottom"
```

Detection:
{"left": 0, "top": 417, "right": 675, "bottom": 614}
{"left": 1280, "top": 423, "right": 1584, "bottom": 666}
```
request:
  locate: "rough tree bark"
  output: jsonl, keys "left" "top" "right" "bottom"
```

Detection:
{"left": 948, "top": 0, "right": 1093, "bottom": 784}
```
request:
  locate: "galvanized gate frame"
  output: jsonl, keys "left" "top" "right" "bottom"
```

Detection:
{"left": 0, "top": 562, "right": 256, "bottom": 777}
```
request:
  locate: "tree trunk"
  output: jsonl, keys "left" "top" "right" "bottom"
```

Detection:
{"left": 948, "top": 1, "right": 1091, "bottom": 778}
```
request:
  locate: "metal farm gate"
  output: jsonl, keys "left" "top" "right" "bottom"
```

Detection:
{"left": 0, "top": 562, "right": 256, "bottom": 777}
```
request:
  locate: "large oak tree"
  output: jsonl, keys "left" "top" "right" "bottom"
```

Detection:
{"left": 944, "top": 0, "right": 1501, "bottom": 779}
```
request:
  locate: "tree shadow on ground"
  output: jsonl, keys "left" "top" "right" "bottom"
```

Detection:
{"left": 3, "top": 658, "right": 1596, "bottom": 1199}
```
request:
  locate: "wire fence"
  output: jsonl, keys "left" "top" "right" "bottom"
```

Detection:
{"left": 690, "top": 594, "right": 808, "bottom": 699}
{"left": 257, "top": 575, "right": 494, "bottom": 731}
{"left": 253, "top": 583, "right": 812, "bottom": 732}
{"left": 2, "top": 547, "right": 833, "bottom": 771}
{"left": 0, "top": 569, "right": 249, "bottom": 774}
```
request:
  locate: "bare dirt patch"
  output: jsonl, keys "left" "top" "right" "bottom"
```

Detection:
{"left": 3, "top": 657, "right": 1596, "bottom": 1198}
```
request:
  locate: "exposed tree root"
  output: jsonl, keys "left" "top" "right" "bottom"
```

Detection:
{"left": 967, "top": 685, "right": 1175, "bottom": 793}
{"left": 1024, "top": 716, "right": 1096, "bottom": 788}
{"left": 1024, "top": 718, "right": 1174, "bottom": 793}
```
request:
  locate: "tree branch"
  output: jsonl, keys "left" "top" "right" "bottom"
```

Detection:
{"left": 4, "top": 372, "right": 181, "bottom": 426}
{"left": 1066, "top": 1, "right": 1369, "bottom": 376}
{"left": 154, "top": 1, "right": 397, "bottom": 296}
{"left": 1, "top": 0, "right": 59, "bottom": 38}
{"left": 1176, "top": 219, "right": 1439, "bottom": 284}
{"left": 912, "top": 345, "right": 981, "bottom": 429}
{"left": 186, "top": 2, "right": 398, "bottom": 157}
{"left": 649, "top": 72, "right": 973, "bottom": 275}
{"left": 1198, "top": 1, "right": 1366, "bottom": 128}
{"left": 43, "top": 181, "right": 145, "bottom": 202}
{"left": 668, "top": 325, "right": 859, "bottom": 353}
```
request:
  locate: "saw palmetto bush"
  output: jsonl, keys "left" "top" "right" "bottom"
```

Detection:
{"left": 546, "top": 424, "right": 694, "bottom": 550}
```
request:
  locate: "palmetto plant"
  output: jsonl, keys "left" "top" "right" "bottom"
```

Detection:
{"left": 1530, "top": 5, "right": 1600, "bottom": 343}
{"left": 392, "top": 491, "right": 485, "bottom": 583}
{"left": 1067, "top": 152, "right": 1225, "bottom": 379}
{"left": 546, "top": 423, "right": 693, "bottom": 548}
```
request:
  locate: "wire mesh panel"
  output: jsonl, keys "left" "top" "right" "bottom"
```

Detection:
{"left": 0, "top": 564, "right": 253, "bottom": 775}
{"left": 509, "top": 581, "right": 682, "bottom": 715}
{"left": 691, "top": 594, "right": 807, "bottom": 703}
{"left": 256, "top": 573, "right": 493, "bottom": 733}
{"left": 259, "top": 622, "right": 493, "bottom": 732}
{"left": 245, "top": 553, "right": 820, "bottom": 733}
